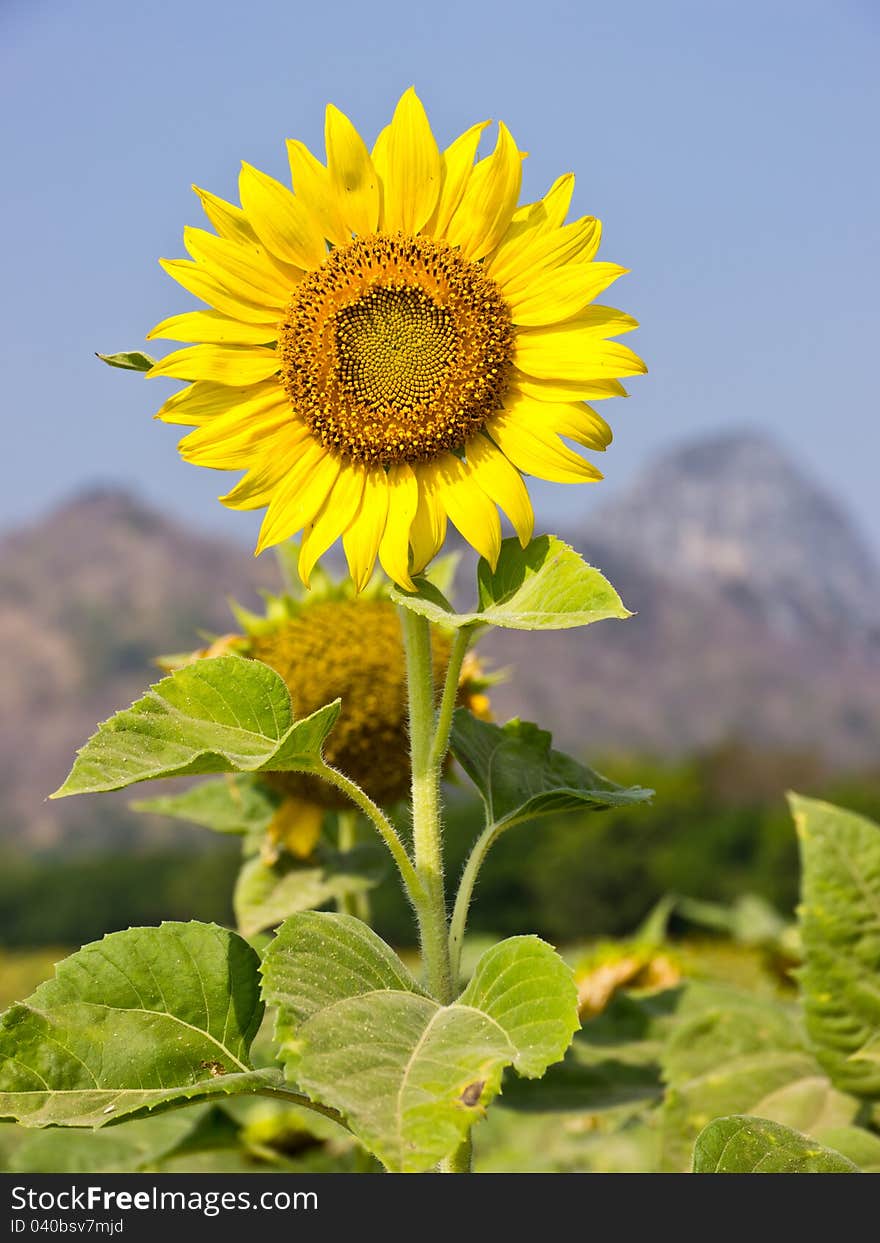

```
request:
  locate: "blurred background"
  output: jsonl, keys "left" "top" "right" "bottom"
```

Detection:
{"left": 1, "top": 0, "right": 878, "bottom": 980}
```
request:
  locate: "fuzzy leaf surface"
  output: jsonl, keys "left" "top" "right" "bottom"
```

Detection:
{"left": 692, "top": 1115, "right": 859, "bottom": 1173}
{"left": 451, "top": 712, "right": 652, "bottom": 831}
{"left": 793, "top": 794, "right": 880, "bottom": 1098}
{"left": 52, "top": 656, "right": 339, "bottom": 797}
{"left": 392, "top": 535, "right": 629, "bottom": 631}
{"left": 261, "top": 915, "right": 578, "bottom": 1170}
{"left": 0, "top": 922, "right": 270, "bottom": 1128}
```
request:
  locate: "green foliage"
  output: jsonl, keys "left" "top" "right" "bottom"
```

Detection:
{"left": 658, "top": 983, "right": 853, "bottom": 1171}
{"left": 261, "top": 913, "right": 578, "bottom": 1171}
{"left": 234, "top": 847, "right": 385, "bottom": 938}
{"left": 451, "top": 713, "right": 652, "bottom": 831}
{"left": 52, "top": 656, "right": 340, "bottom": 797}
{"left": 96, "top": 351, "right": 157, "bottom": 372}
{"left": 0, "top": 922, "right": 272, "bottom": 1127}
{"left": 692, "top": 1115, "right": 859, "bottom": 1173}
{"left": 392, "top": 535, "right": 630, "bottom": 631}
{"left": 133, "top": 776, "right": 281, "bottom": 836}
{"left": 794, "top": 794, "right": 880, "bottom": 1098}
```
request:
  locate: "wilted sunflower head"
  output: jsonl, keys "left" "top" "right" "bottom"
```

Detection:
{"left": 249, "top": 595, "right": 449, "bottom": 808}
{"left": 149, "top": 87, "right": 645, "bottom": 590}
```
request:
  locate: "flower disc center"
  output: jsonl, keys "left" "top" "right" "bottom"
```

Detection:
{"left": 278, "top": 235, "right": 514, "bottom": 467}
{"left": 334, "top": 285, "right": 456, "bottom": 412}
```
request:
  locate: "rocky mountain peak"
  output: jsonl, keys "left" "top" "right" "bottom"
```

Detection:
{"left": 581, "top": 430, "right": 880, "bottom": 645}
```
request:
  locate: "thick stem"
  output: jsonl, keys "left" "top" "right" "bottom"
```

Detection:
{"left": 313, "top": 761, "right": 423, "bottom": 907}
{"left": 448, "top": 822, "right": 500, "bottom": 988}
{"left": 429, "top": 627, "right": 472, "bottom": 770}
{"left": 400, "top": 608, "right": 454, "bottom": 1005}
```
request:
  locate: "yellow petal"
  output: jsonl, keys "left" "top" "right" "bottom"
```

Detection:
{"left": 256, "top": 446, "right": 341, "bottom": 553}
{"left": 378, "top": 463, "right": 419, "bottom": 590}
{"left": 159, "top": 258, "right": 278, "bottom": 324}
{"left": 286, "top": 139, "right": 351, "bottom": 247}
{"left": 155, "top": 379, "right": 279, "bottom": 427}
{"left": 178, "top": 398, "right": 293, "bottom": 468}
{"left": 444, "top": 122, "right": 522, "bottom": 261}
{"left": 489, "top": 215, "right": 601, "bottom": 290}
{"left": 507, "top": 263, "right": 628, "bottom": 327}
{"left": 466, "top": 435, "right": 534, "bottom": 546}
{"left": 431, "top": 454, "right": 501, "bottom": 567}
{"left": 381, "top": 87, "right": 441, "bottom": 235}
{"left": 545, "top": 402, "right": 613, "bottom": 451}
{"left": 511, "top": 371, "right": 628, "bottom": 402}
{"left": 148, "top": 345, "right": 279, "bottom": 385}
{"left": 489, "top": 408, "right": 603, "bottom": 483}
{"left": 298, "top": 465, "right": 366, "bottom": 586}
{"left": 183, "top": 227, "right": 292, "bottom": 307}
{"left": 325, "top": 103, "right": 380, "bottom": 237}
{"left": 424, "top": 121, "right": 489, "bottom": 238}
{"left": 147, "top": 310, "right": 277, "bottom": 346}
{"left": 503, "top": 173, "right": 575, "bottom": 246}
{"left": 409, "top": 468, "right": 447, "bottom": 573}
{"left": 221, "top": 435, "right": 311, "bottom": 510}
{"left": 239, "top": 162, "right": 326, "bottom": 270}
{"left": 343, "top": 468, "right": 390, "bottom": 591}
{"left": 266, "top": 798, "right": 323, "bottom": 859}
{"left": 192, "top": 185, "right": 259, "bottom": 246}
{"left": 515, "top": 323, "right": 646, "bottom": 383}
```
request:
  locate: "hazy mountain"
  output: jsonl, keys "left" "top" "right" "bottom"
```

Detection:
{"left": 486, "top": 431, "right": 880, "bottom": 765}
{"left": 578, "top": 431, "right": 880, "bottom": 647}
{"left": 0, "top": 489, "right": 274, "bottom": 850}
{"left": 1, "top": 433, "right": 878, "bottom": 850}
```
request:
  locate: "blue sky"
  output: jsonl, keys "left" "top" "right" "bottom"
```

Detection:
{"left": 2, "top": 0, "right": 878, "bottom": 550}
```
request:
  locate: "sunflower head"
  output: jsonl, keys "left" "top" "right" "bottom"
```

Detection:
{"left": 149, "top": 88, "right": 645, "bottom": 591}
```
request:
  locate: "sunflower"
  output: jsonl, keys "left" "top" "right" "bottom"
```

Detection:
{"left": 165, "top": 577, "right": 492, "bottom": 857}
{"left": 149, "top": 88, "right": 645, "bottom": 590}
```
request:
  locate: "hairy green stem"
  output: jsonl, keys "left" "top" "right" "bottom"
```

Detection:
{"left": 313, "top": 761, "right": 423, "bottom": 905}
{"left": 449, "top": 822, "right": 504, "bottom": 987}
{"left": 440, "top": 1135, "right": 473, "bottom": 1174}
{"left": 429, "top": 627, "right": 472, "bottom": 770}
{"left": 400, "top": 608, "right": 454, "bottom": 1006}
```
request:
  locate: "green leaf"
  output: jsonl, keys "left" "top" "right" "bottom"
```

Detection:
{"left": 261, "top": 912, "right": 425, "bottom": 1058}
{"left": 692, "top": 1115, "right": 859, "bottom": 1173}
{"left": 51, "top": 655, "right": 340, "bottom": 797}
{"left": 261, "top": 914, "right": 578, "bottom": 1171}
{"left": 815, "top": 1126, "right": 880, "bottom": 1173}
{"left": 658, "top": 983, "right": 854, "bottom": 1171}
{"left": 132, "top": 774, "right": 282, "bottom": 835}
{"left": 459, "top": 936, "right": 578, "bottom": 1077}
{"left": 392, "top": 535, "right": 630, "bottom": 631}
{"left": 451, "top": 711, "right": 652, "bottom": 831}
{"left": 6, "top": 1109, "right": 213, "bottom": 1173}
{"left": 793, "top": 794, "right": 880, "bottom": 1097}
{"left": 96, "top": 350, "right": 157, "bottom": 372}
{"left": 234, "top": 846, "right": 386, "bottom": 938}
{"left": 0, "top": 922, "right": 272, "bottom": 1127}
{"left": 296, "top": 991, "right": 512, "bottom": 1172}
